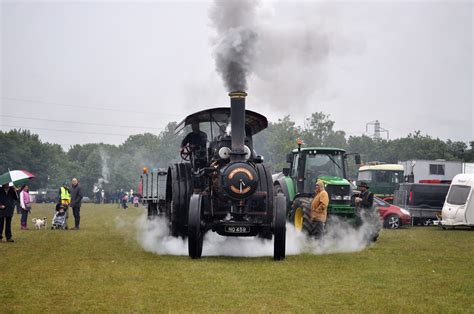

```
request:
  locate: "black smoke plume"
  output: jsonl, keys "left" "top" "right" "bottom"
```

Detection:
{"left": 210, "top": 0, "right": 258, "bottom": 92}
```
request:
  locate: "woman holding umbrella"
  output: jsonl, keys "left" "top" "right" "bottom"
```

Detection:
{"left": 0, "top": 170, "right": 35, "bottom": 241}
{"left": 0, "top": 183, "right": 19, "bottom": 242}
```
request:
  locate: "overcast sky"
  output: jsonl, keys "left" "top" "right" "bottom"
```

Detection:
{"left": 1, "top": 0, "right": 472, "bottom": 150}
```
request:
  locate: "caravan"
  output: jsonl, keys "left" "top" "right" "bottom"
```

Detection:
{"left": 440, "top": 174, "right": 474, "bottom": 228}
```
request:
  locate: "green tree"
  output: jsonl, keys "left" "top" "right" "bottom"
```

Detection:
{"left": 254, "top": 116, "right": 300, "bottom": 171}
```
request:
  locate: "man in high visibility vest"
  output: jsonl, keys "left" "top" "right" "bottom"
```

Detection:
{"left": 58, "top": 182, "right": 71, "bottom": 207}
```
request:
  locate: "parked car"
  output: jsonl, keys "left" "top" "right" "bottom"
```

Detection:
{"left": 374, "top": 196, "right": 411, "bottom": 229}
{"left": 36, "top": 188, "right": 57, "bottom": 203}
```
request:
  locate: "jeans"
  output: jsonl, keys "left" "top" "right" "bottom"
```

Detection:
{"left": 72, "top": 205, "right": 81, "bottom": 228}
{"left": 0, "top": 216, "right": 13, "bottom": 240}
{"left": 21, "top": 209, "right": 29, "bottom": 225}
{"left": 314, "top": 220, "right": 325, "bottom": 240}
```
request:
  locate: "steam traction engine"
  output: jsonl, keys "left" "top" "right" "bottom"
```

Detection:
{"left": 150, "top": 91, "right": 286, "bottom": 260}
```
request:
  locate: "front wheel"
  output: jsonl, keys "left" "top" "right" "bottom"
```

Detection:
{"left": 384, "top": 215, "right": 401, "bottom": 229}
{"left": 291, "top": 197, "right": 318, "bottom": 236}
{"left": 188, "top": 194, "right": 204, "bottom": 259}
{"left": 273, "top": 193, "right": 286, "bottom": 261}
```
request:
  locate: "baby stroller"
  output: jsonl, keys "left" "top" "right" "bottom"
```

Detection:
{"left": 51, "top": 204, "right": 68, "bottom": 230}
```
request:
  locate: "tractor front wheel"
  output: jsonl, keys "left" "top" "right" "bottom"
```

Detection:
{"left": 291, "top": 197, "right": 319, "bottom": 237}
{"left": 188, "top": 194, "right": 204, "bottom": 259}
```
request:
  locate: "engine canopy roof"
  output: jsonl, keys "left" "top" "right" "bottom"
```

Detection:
{"left": 175, "top": 107, "right": 268, "bottom": 136}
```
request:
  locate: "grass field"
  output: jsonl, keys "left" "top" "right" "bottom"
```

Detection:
{"left": 1, "top": 203, "right": 473, "bottom": 312}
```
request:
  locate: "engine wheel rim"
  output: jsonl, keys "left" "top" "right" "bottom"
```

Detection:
{"left": 388, "top": 216, "right": 399, "bottom": 229}
{"left": 294, "top": 207, "right": 303, "bottom": 231}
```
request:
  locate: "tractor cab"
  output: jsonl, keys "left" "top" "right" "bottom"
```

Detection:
{"left": 286, "top": 147, "right": 348, "bottom": 194}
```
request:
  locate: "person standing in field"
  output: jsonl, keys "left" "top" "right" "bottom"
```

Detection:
{"left": 355, "top": 182, "right": 374, "bottom": 209}
{"left": 122, "top": 192, "right": 129, "bottom": 209}
{"left": 58, "top": 182, "right": 71, "bottom": 207}
{"left": 19, "top": 184, "right": 31, "bottom": 230}
{"left": 70, "top": 178, "right": 83, "bottom": 230}
{"left": 0, "top": 183, "right": 19, "bottom": 242}
{"left": 311, "top": 180, "right": 329, "bottom": 239}
{"left": 14, "top": 187, "right": 22, "bottom": 215}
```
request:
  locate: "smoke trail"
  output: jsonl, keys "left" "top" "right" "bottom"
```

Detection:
{"left": 134, "top": 212, "right": 382, "bottom": 257}
{"left": 206, "top": 1, "right": 352, "bottom": 112}
{"left": 210, "top": 0, "right": 259, "bottom": 91}
{"left": 98, "top": 148, "right": 110, "bottom": 183}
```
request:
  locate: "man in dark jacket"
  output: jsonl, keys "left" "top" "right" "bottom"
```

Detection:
{"left": 356, "top": 182, "right": 374, "bottom": 209}
{"left": 0, "top": 183, "right": 19, "bottom": 242}
{"left": 70, "top": 178, "right": 83, "bottom": 230}
{"left": 356, "top": 181, "right": 380, "bottom": 242}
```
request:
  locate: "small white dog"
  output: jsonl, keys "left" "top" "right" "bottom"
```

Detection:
{"left": 32, "top": 217, "right": 47, "bottom": 230}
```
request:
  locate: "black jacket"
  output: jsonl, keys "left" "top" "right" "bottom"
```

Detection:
{"left": 360, "top": 190, "right": 374, "bottom": 209}
{"left": 70, "top": 184, "right": 83, "bottom": 208}
{"left": 0, "top": 187, "right": 19, "bottom": 218}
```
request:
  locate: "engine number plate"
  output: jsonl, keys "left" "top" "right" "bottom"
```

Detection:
{"left": 225, "top": 226, "right": 250, "bottom": 234}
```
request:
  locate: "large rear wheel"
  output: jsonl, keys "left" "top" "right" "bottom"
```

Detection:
{"left": 273, "top": 193, "right": 286, "bottom": 261}
{"left": 167, "top": 163, "right": 193, "bottom": 237}
{"left": 188, "top": 194, "right": 204, "bottom": 259}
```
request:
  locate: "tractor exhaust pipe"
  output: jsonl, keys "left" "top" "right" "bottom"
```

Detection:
{"left": 229, "top": 91, "right": 247, "bottom": 161}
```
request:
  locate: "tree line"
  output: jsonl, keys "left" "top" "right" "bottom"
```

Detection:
{"left": 1, "top": 112, "right": 473, "bottom": 196}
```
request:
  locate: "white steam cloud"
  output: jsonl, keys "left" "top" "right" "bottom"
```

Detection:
{"left": 93, "top": 148, "right": 110, "bottom": 193}
{"left": 134, "top": 210, "right": 382, "bottom": 257}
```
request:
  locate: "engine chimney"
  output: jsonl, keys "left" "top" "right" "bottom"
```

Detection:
{"left": 229, "top": 91, "right": 247, "bottom": 161}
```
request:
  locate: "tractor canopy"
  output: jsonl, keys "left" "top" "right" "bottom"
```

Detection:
{"left": 175, "top": 107, "right": 268, "bottom": 136}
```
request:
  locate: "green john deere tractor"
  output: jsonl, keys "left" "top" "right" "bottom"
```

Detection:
{"left": 273, "top": 140, "right": 361, "bottom": 235}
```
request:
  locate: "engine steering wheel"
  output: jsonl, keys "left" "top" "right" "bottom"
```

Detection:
{"left": 180, "top": 145, "right": 193, "bottom": 161}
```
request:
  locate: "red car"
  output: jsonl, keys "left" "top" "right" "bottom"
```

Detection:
{"left": 373, "top": 196, "right": 411, "bottom": 229}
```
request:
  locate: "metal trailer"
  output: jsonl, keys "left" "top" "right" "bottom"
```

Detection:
{"left": 394, "top": 183, "right": 450, "bottom": 225}
{"left": 140, "top": 168, "right": 168, "bottom": 217}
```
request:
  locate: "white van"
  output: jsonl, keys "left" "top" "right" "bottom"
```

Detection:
{"left": 440, "top": 174, "right": 474, "bottom": 227}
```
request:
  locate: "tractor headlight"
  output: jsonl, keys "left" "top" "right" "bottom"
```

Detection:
{"left": 331, "top": 195, "right": 342, "bottom": 201}
{"left": 218, "top": 147, "right": 231, "bottom": 160}
{"left": 343, "top": 195, "right": 351, "bottom": 201}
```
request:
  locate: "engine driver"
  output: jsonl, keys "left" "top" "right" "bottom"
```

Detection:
{"left": 180, "top": 121, "right": 208, "bottom": 162}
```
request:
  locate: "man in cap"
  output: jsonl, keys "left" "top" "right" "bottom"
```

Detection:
{"left": 311, "top": 180, "right": 329, "bottom": 239}
{"left": 355, "top": 182, "right": 374, "bottom": 209}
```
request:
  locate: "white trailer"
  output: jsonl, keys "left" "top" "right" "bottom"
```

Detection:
{"left": 440, "top": 174, "right": 474, "bottom": 228}
{"left": 398, "top": 160, "right": 462, "bottom": 183}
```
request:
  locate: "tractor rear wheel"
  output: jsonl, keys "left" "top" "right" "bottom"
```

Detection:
{"left": 188, "top": 194, "right": 204, "bottom": 259}
{"left": 273, "top": 193, "right": 286, "bottom": 261}
{"left": 291, "top": 197, "right": 318, "bottom": 236}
